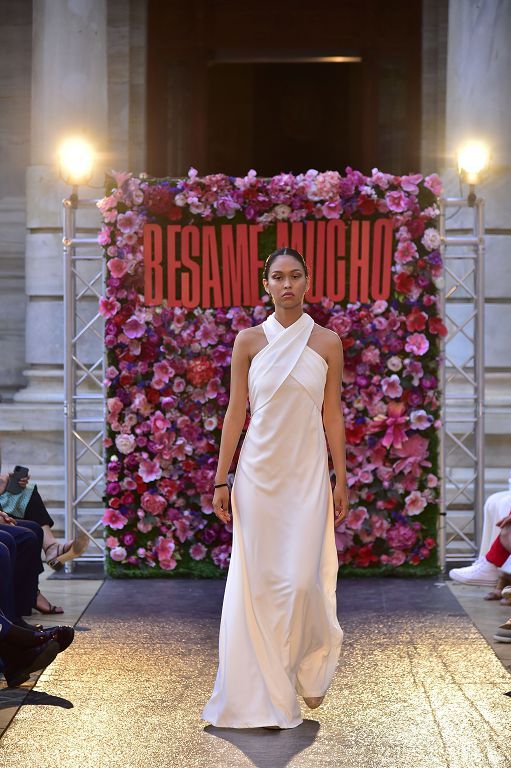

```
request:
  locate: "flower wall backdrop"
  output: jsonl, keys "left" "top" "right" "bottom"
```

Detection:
{"left": 98, "top": 168, "right": 444, "bottom": 577}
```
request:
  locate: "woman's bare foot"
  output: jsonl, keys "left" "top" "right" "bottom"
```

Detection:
{"left": 45, "top": 532, "right": 88, "bottom": 571}
{"left": 34, "top": 590, "right": 64, "bottom": 615}
{"left": 303, "top": 695, "right": 325, "bottom": 709}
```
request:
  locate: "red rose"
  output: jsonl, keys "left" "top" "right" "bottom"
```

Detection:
{"left": 394, "top": 272, "right": 414, "bottom": 294}
{"left": 346, "top": 423, "right": 366, "bottom": 445}
{"left": 405, "top": 307, "right": 428, "bottom": 332}
{"left": 429, "top": 316, "right": 448, "bottom": 337}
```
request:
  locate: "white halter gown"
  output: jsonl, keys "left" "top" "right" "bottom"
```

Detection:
{"left": 201, "top": 311, "right": 343, "bottom": 729}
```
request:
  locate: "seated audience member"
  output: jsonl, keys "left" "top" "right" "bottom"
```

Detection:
{"left": 449, "top": 486, "right": 511, "bottom": 598}
{"left": 0, "top": 509, "right": 63, "bottom": 616}
{"left": 0, "top": 470, "right": 88, "bottom": 571}
{"left": 0, "top": 534, "right": 74, "bottom": 686}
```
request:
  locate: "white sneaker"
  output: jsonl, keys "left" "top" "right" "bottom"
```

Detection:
{"left": 448, "top": 556, "right": 500, "bottom": 586}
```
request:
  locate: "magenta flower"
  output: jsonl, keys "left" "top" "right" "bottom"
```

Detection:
{"left": 123, "top": 316, "right": 146, "bottom": 339}
{"left": 190, "top": 542, "right": 207, "bottom": 560}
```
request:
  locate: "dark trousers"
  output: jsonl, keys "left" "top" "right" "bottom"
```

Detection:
{"left": 0, "top": 520, "right": 43, "bottom": 618}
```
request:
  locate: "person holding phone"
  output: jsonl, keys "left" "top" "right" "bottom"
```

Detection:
{"left": 0, "top": 466, "right": 88, "bottom": 572}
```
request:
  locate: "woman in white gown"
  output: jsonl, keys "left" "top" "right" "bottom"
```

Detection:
{"left": 202, "top": 247, "right": 348, "bottom": 730}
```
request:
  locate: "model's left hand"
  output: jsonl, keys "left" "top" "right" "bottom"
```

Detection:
{"left": 333, "top": 482, "right": 348, "bottom": 527}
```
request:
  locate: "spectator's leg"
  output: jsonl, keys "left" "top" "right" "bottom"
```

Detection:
{"left": 8, "top": 522, "right": 43, "bottom": 617}
{"left": 0, "top": 537, "right": 16, "bottom": 621}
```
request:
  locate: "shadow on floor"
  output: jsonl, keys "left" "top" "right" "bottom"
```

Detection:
{"left": 204, "top": 718, "right": 320, "bottom": 768}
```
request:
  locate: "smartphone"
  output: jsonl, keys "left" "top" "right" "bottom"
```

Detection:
{"left": 5, "top": 466, "right": 29, "bottom": 495}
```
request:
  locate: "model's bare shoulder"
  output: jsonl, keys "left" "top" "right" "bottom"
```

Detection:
{"left": 237, "top": 325, "right": 266, "bottom": 362}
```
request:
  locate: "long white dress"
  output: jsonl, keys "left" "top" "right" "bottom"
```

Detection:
{"left": 201, "top": 310, "right": 343, "bottom": 729}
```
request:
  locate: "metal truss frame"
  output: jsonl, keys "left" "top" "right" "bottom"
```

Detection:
{"left": 438, "top": 196, "right": 485, "bottom": 568}
{"left": 62, "top": 193, "right": 105, "bottom": 570}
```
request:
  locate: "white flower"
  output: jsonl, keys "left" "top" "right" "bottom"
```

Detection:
{"left": 115, "top": 433, "right": 136, "bottom": 455}
{"left": 273, "top": 204, "right": 291, "bottom": 220}
{"left": 421, "top": 227, "right": 441, "bottom": 251}
{"left": 387, "top": 356, "right": 403, "bottom": 372}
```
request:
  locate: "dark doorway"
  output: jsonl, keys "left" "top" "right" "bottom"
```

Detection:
{"left": 147, "top": 1, "right": 422, "bottom": 177}
{"left": 207, "top": 61, "right": 364, "bottom": 177}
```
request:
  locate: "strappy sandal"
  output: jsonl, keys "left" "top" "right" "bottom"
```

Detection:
{"left": 44, "top": 532, "right": 88, "bottom": 572}
{"left": 34, "top": 589, "right": 64, "bottom": 615}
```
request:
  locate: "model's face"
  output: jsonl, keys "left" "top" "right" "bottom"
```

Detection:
{"left": 263, "top": 255, "right": 309, "bottom": 305}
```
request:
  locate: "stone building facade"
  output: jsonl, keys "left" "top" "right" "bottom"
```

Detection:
{"left": 0, "top": 0, "right": 509, "bottom": 532}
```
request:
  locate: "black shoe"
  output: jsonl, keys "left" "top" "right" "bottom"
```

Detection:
{"left": 2, "top": 639, "right": 59, "bottom": 687}
{"left": 14, "top": 617, "right": 45, "bottom": 632}
{"left": 38, "top": 626, "right": 74, "bottom": 653}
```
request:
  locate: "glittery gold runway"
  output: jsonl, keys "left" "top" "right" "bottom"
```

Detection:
{"left": 1, "top": 578, "right": 511, "bottom": 768}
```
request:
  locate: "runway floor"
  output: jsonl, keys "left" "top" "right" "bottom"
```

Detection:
{"left": 1, "top": 576, "right": 511, "bottom": 768}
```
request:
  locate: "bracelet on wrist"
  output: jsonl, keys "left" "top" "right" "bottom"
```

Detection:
{"left": 214, "top": 482, "right": 229, "bottom": 489}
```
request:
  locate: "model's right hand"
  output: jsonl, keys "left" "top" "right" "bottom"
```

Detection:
{"left": 213, "top": 486, "right": 231, "bottom": 525}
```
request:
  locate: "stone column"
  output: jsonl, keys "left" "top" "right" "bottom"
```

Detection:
{"left": 443, "top": 0, "right": 511, "bottom": 490}
{"left": 16, "top": 0, "right": 108, "bottom": 404}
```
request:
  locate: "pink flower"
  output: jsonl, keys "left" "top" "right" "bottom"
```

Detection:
{"left": 139, "top": 458, "right": 162, "bottom": 483}
{"left": 372, "top": 300, "right": 388, "bottom": 315}
{"left": 424, "top": 173, "right": 443, "bottom": 196}
{"left": 107, "top": 397, "right": 123, "bottom": 415}
{"left": 405, "top": 491, "right": 428, "bottom": 516}
{"left": 106, "top": 536, "right": 119, "bottom": 548}
{"left": 381, "top": 550, "right": 406, "bottom": 566}
{"left": 110, "top": 546, "right": 127, "bottom": 562}
{"left": 115, "top": 434, "right": 136, "bottom": 455}
{"left": 427, "top": 474, "right": 438, "bottom": 488}
{"left": 381, "top": 374, "right": 403, "bottom": 399}
{"left": 140, "top": 491, "right": 167, "bottom": 516}
{"left": 400, "top": 173, "right": 423, "bottom": 194}
{"left": 117, "top": 211, "right": 140, "bottom": 234}
{"left": 410, "top": 410, "right": 432, "bottom": 430}
{"left": 99, "top": 297, "right": 121, "bottom": 318}
{"left": 321, "top": 201, "right": 342, "bottom": 219}
{"left": 385, "top": 190, "right": 408, "bottom": 212}
{"left": 190, "top": 542, "right": 207, "bottom": 560}
{"left": 155, "top": 536, "right": 176, "bottom": 562}
{"left": 153, "top": 361, "right": 173, "bottom": 384}
{"left": 107, "top": 257, "right": 128, "bottom": 278}
{"left": 102, "top": 508, "right": 128, "bottom": 530}
{"left": 211, "top": 543, "right": 232, "bottom": 569}
{"left": 405, "top": 333, "right": 429, "bottom": 356}
{"left": 387, "top": 523, "right": 418, "bottom": 549}
{"left": 395, "top": 240, "right": 417, "bottom": 265}
{"left": 123, "top": 316, "right": 146, "bottom": 339}
{"left": 346, "top": 506, "right": 368, "bottom": 530}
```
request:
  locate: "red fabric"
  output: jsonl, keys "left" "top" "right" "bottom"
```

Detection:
{"left": 486, "top": 535, "right": 511, "bottom": 567}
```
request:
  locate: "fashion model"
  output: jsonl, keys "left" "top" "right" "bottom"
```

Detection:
{"left": 202, "top": 247, "right": 348, "bottom": 729}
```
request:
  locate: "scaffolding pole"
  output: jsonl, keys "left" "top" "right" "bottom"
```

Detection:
{"left": 62, "top": 193, "right": 105, "bottom": 571}
{"left": 438, "top": 196, "right": 485, "bottom": 569}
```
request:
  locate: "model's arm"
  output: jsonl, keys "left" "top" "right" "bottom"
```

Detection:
{"left": 322, "top": 333, "right": 348, "bottom": 525}
{"left": 215, "top": 329, "right": 251, "bottom": 483}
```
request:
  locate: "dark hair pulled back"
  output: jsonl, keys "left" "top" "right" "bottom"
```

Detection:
{"left": 263, "top": 247, "right": 308, "bottom": 282}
